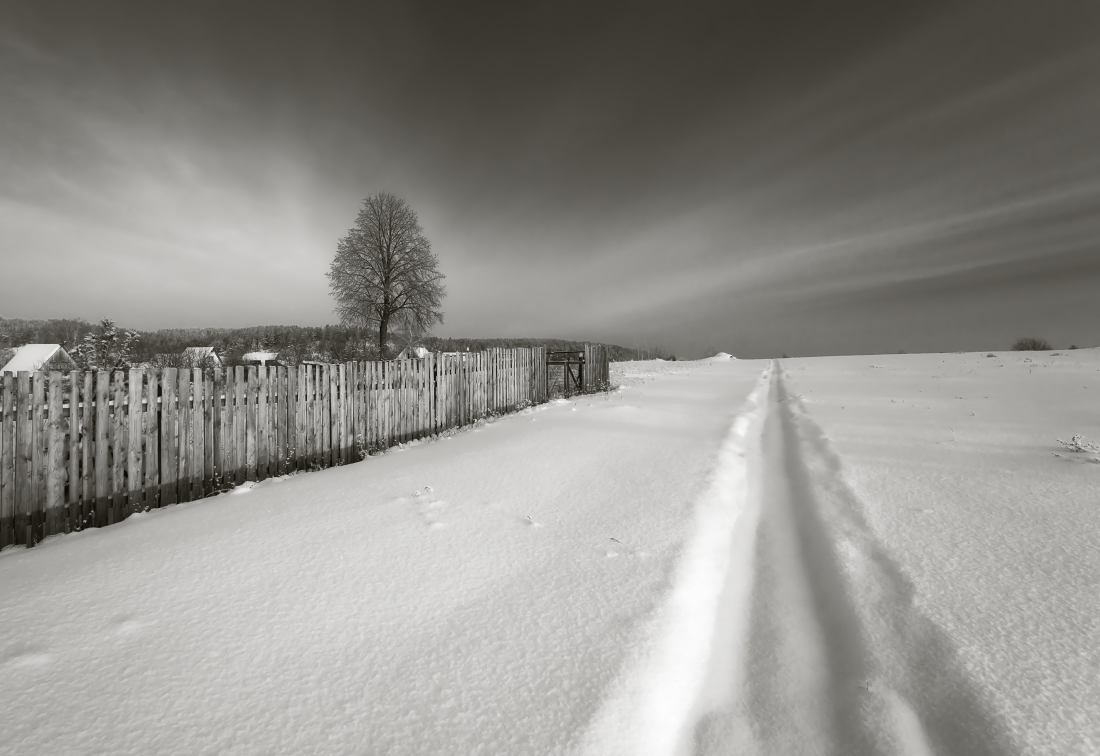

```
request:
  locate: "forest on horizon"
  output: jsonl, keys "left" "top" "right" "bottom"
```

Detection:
{"left": 0, "top": 317, "right": 675, "bottom": 368}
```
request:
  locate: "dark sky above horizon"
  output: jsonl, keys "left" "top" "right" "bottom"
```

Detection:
{"left": 2, "top": 1, "right": 1099, "bottom": 358}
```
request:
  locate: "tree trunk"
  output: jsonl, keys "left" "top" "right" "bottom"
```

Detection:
{"left": 379, "top": 313, "right": 390, "bottom": 360}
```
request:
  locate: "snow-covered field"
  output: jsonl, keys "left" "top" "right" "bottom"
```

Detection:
{"left": 1, "top": 350, "right": 1097, "bottom": 755}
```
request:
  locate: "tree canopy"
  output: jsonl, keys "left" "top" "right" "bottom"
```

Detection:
{"left": 327, "top": 192, "right": 446, "bottom": 358}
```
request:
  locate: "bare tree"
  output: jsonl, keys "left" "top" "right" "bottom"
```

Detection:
{"left": 327, "top": 192, "right": 446, "bottom": 359}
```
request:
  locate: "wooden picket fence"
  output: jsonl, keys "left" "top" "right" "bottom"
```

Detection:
{"left": 0, "top": 345, "right": 608, "bottom": 549}
{"left": 582, "top": 344, "right": 610, "bottom": 393}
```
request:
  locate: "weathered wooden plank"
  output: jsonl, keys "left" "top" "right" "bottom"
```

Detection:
{"left": 333, "top": 362, "right": 342, "bottom": 463}
{"left": 380, "top": 362, "right": 389, "bottom": 446}
{"left": 268, "top": 367, "right": 278, "bottom": 474}
{"left": 110, "top": 373, "right": 125, "bottom": 524}
{"left": 0, "top": 373, "right": 13, "bottom": 547}
{"left": 256, "top": 366, "right": 268, "bottom": 481}
{"left": 320, "top": 362, "right": 328, "bottom": 464}
{"left": 31, "top": 372, "right": 47, "bottom": 542}
{"left": 67, "top": 371, "right": 80, "bottom": 530}
{"left": 125, "top": 369, "right": 143, "bottom": 517}
{"left": 179, "top": 368, "right": 193, "bottom": 502}
{"left": 227, "top": 367, "right": 240, "bottom": 484}
{"left": 80, "top": 372, "right": 94, "bottom": 526}
{"left": 336, "top": 363, "right": 346, "bottom": 463}
{"left": 213, "top": 368, "right": 225, "bottom": 490}
{"left": 344, "top": 362, "right": 352, "bottom": 460}
{"left": 348, "top": 362, "right": 356, "bottom": 458}
{"left": 419, "top": 358, "right": 427, "bottom": 437}
{"left": 225, "top": 368, "right": 236, "bottom": 485}
{"left": 145, "top": 370, "right": 160, "bottom": 509}
{"left": 288, "top": 366, "right": 299, "bottom": 472}
{"left": 319, "top": 364, "right": 329, "bottom": 468}
{"left": 378, "top": 361, "right": 385, "bottom": 448}
{"left": 365, "top": 362, "right": 374, "bottom": 449}
{"left": 423, "top": 355, "right": 432, "bottom": 434}
{"left": 302, "top": 365, "right": 312, "bottom": 467}
{"left": 198, "top": 367, "right": 207, "bottom": 497}
{"left": 228, "top": 369, "right": 239, "bottom": 488}
{"left": 304, "top": 365, "right": 314, "bottom": 467}
{"left": 222, "top": 368, "right": 233, "bottom": 485}
{"left": 353, "top": 361, "right": 362, "bottom": 457}
{"left": 277, "top": 365, "right": 286, "bottom": 473}
{"left": 160, "top": 368, "right": 178, "bottom": 507}
{"left": 245, "top": 366, "right": 257, "bottom": 481}
{"left": 337, "top": 362, "right": 345, "bottom": 461}
{"left": 15, "top": 373, "right": 31, "bottom": 543}
{"left": 209, "top": 368, "right": 219, "bottom": 491}
{"left": 401, "top": 359, "right": 409, "bottom": 441}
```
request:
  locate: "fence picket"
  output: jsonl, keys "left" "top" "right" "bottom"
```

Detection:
{"left": 179, "top": 368, "right": 193, "bottom": 503}
{"left": 94, "top": 371, "right": 109, "bottom": 526}
{"left": 1, "top": 374, "right": 13, "bottom": 547}
{"left": 67, "top": 371, "right": 80, "bottom": 530}
{"left": 197, "top": 371, "right": 206, "bottom": 496}
{"left": 162, "top": 368, "right": 178, "bottom": 507}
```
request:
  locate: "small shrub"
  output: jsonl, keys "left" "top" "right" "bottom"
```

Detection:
{"left": 1012, "top": 337, "right": 1052, "bottom": 351}
{"left": 1057, "top": 434, "right": 1100, "bottom": 454}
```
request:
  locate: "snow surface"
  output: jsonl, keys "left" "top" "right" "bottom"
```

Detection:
{"left": 1, "top": 351, "right": 1097, "bottom": 755}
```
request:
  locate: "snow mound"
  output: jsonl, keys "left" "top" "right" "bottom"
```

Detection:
{"left": 706, "top": 352, "right": 737, "bottom": 361}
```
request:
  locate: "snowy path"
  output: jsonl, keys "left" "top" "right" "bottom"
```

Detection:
{"left": 694, "top": 367, "right": 1017, "bottom": 755}
{"left": 0, "top": 359, "right": 767, "bottom": 756}
{"left": 580, "top": 364, "right": 1018, "bottom": 756}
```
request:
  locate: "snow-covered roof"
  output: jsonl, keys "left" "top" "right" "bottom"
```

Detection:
{"left": 242, "top": 351, "right": 279, "bottom": 365}
{"left": 397, "top": 346, "right": 431, "bottom": 359}
{"left": 1, "top": 344, "right": 72, "bottom": 373}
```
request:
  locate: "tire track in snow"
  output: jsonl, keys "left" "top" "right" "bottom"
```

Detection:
{"left": 577, "top": 362, "right": 1020, "bottom": 756}
{"left": 763, "top": 364, "right": 1020, "bottom": 756}
{"left": 573, "top": 366, "right": 772, "bottom": 756}
{"left": 695, "top": 364, "right": 1020, "bottom": 755}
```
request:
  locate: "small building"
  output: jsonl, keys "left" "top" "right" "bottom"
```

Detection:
{"left": 183, "top": 346, "right": 221, "bottom": 367}
{"left": 242, "top": 351, "right": 280, "bottom": 367}
{"left": 396, "top": 345, "right": 431, "bottom": 360}
{"left": 0, "top": 344, "right": 77, "bottom": 374}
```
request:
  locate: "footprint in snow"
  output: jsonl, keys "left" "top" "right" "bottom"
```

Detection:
{"left": 2, "top": 644, "right": 53, "bottom": 669}
{"left": 111, "top": 616, "right": 148, "bottom": 636}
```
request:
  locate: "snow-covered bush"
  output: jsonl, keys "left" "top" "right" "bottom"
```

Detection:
{"left": 1057, "top": 434, "right": 1100, "bottom": 454}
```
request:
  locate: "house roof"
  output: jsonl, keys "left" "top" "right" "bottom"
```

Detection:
{"left": 242, "top": 351, "right": 279, "bottom": 362}
{"left": 1, "top": 344, "right": 71, "bottom": 374}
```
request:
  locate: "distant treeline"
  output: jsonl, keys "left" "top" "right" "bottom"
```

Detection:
{"left": 0, "top": 317, "right": 672, "bottom": 368}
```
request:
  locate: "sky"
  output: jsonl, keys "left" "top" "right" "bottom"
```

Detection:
{"left": 1, "top": 1, "right": 1098, "bottom": 358}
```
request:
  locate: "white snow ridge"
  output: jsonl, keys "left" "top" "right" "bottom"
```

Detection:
{"left": 575, "top": 366, "right": 771, "bottom": 756}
